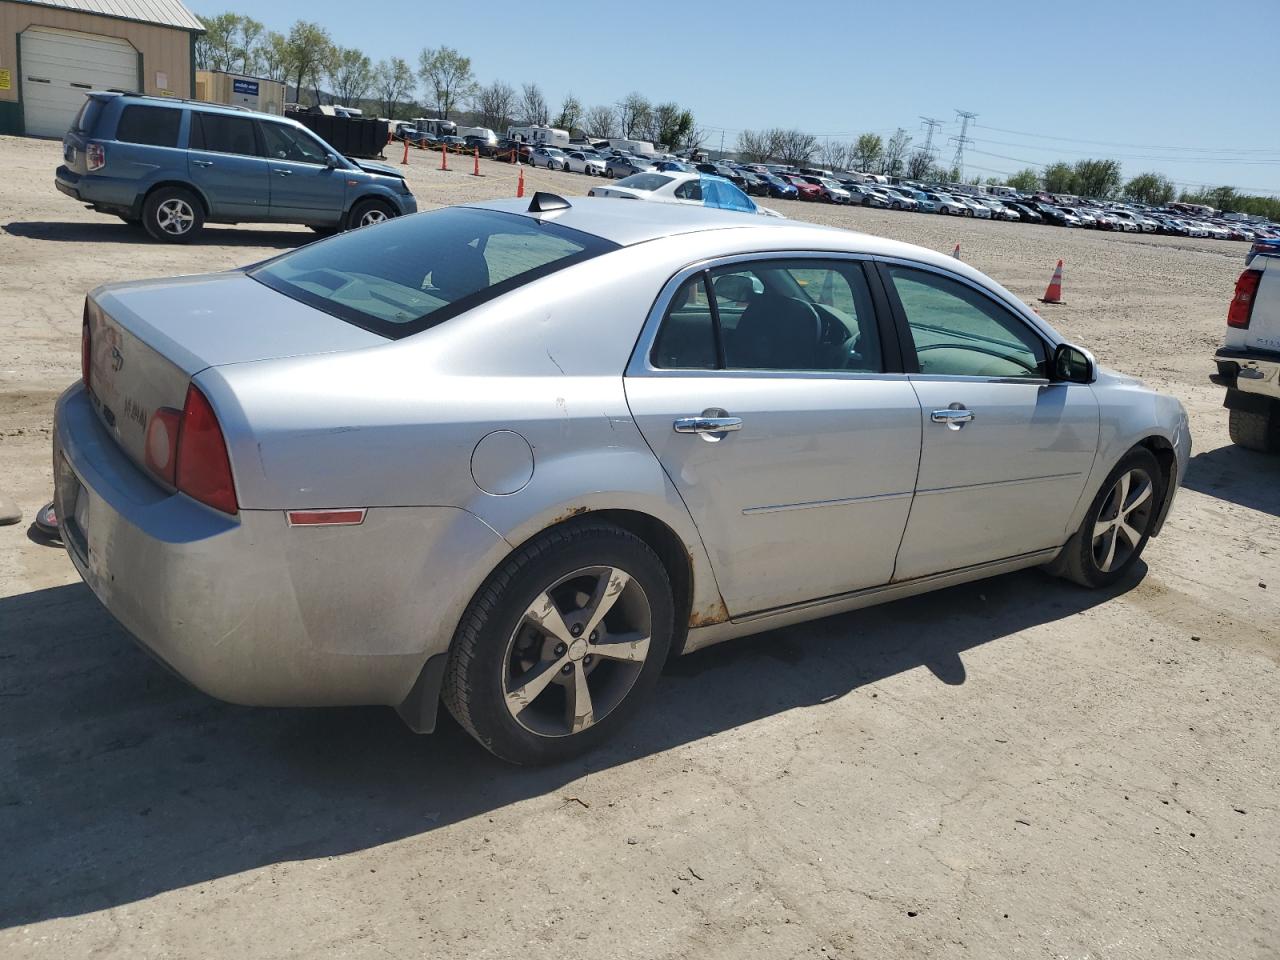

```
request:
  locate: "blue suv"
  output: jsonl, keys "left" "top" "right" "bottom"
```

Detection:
{"left": 56, "top": 92, "right": 417, "bottom": 243}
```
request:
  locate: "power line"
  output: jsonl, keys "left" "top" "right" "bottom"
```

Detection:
{"left": 974, "top": 122, "right": 1280, "bottom": 155}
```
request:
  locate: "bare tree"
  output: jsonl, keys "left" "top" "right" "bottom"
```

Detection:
{"left": 775, "top": 129, "right": 819, "bottom": 167}
{"left": 820, "top": 140, "right": 851, "bottom": 172}
{"left": 881, "top": 127, "right": 912, "bottom": 177}
{"left": 327, "top": 47, "right": 372, "bottom": 107}
{"left": 583, "top": 104, "right": 619, "bottom": 139}
{"left": 905, "top": 149, "right": 933, "bottom": 180}
{"left": 555, "top": 93, "right": 583, "bottom": 132}
{"left": 617, "top": 91, "right": 651, "bottom": 139}
{"left": 417, "top": 46, "right": 475, "bottom": 119}
{"left": 736, "top": 128, "right": 779, "bottom": 163}
{"left": 519, "top": 82, "right": 549, "bottom": 125}
{"left": 472, "top": 80, "right": 517, "bottom": 132}
{"left": 372, "top": 57, "right": 415, "bottom": 119}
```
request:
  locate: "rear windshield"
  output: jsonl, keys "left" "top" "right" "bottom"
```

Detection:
{"left": 73, "top": 97, "right": 106, "bottom": 134}
{"left": 616, "top": 173, "right": 673, "bottom": 191}
{"left": 249, "top": 207, "right": 619, "bottom": 339}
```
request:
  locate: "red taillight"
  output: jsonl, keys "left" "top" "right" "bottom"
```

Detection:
{"left": 175, "top": 385, "right": 238, "bottom": 514}
{"left": 144, "top": 407, "right": 182, "bottom": 485}
{"left": 86, "top": 142, "right": 105, "bottom": 171}
{"left": 1228, "top": 270, "right": 1262, "bottom": 329}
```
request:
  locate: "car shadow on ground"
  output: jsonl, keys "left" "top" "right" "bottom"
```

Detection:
{"left": 2, "top": 221, "right": 309, "bottom": 248}
{"left": 0, "top": 565, "right": 1138, "bottom": 927}
{"left": 1182, "top": 443, "right": 1280, "bottom": 516}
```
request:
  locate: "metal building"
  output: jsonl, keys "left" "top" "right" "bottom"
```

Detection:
{"left": 0, "top": 0, "right": 203, "bottom": 137}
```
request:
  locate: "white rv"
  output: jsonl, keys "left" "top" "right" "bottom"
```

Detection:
{"left": 594, "top": 138, "right": 657, "bottom": 156}
{"left": 506, "top": 125, "right": 571, "bottom": 148}
{"left": 413, "top": 118, "right": 457, "bottom": 138}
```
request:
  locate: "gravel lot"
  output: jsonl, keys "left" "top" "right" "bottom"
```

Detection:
{"left": 1, "top": 134, "right": 1277, "bottom": 960}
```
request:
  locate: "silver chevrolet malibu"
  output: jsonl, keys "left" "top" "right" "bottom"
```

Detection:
{"left": 53, "top": 194, "right": 1191, "bottom": 764}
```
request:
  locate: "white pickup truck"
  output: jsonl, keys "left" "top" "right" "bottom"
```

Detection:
{"left": 1212, "top": 242, "right": 1280, "bottom": 451}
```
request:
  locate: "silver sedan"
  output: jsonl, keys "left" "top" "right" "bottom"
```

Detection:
{"left": 54, "top": 195, "right": 1191, "bottom": 763}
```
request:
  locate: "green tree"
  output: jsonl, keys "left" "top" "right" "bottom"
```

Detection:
{"left": 196, "top": 13, "right": 240, "bottom": 72}
{"left": 853, "top": 132, "right": 883, "bottom": 172}
{"left": 1123, "top": 172, "right": 1175, "bottom": 206}
{"left": 652, "top": 102, "right": 694, "bottom": 151}
{"left": 1072, "top": 158, "right": 1122, "bottom": 198}
{"left": 235, "top": 16, "right": 263, "bottom": 74}
{"left": 327, "top": 47, "right": 372, "bottom": 107}
{"left": 1042, "top": 161, "right": 1077, "bottom": 194}
{"left": 372, "top": 57, "right": 415, "bottom": 119}
{"left": 880, "top": 128, "right": 912, "bottom": 177}
{"left": 257, "top": 31, "right": 290, "bottom": 83}
{"left": 417, "top": 46, "right": 475, "bottom": 119}
{"left": 284, "top": 21, "right": 333, "bottom": 105}
{"left": 1005, "top": 168, "right": 1041, "bottom": 192}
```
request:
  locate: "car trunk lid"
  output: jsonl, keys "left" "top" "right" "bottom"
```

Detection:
{"left": 85, "top": 271, "right": 385, "bottom": 482}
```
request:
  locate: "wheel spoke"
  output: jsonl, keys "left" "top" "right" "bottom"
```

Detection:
{"left": 566, "top": 664, "right": 594, "bottom": 733}
{"left": 524, "top": 591, "right": 576, "bottom": 646}
{"left": 505, "top": 656, "right": 567, "bottom": 714}
{"left": 1100, "top": 527, "right": 1119, "bottom": 572}
{"left": 1116, "top": 472, "right": 1130, "bottom": 510}
{"left": 1093, "top": 518, "right": 1113, "bottom": 540}
{"left": 590, "top": 630, "right": 650, "bottom": 663}
{"left": 582, "top": 567, "right": 630, "bottom": 638}
{"left": 1124, "top": 477, "right": 1152, "bottom": 513}
{"left": 1117, "top": 519, "right": 1142, "bottom": 549}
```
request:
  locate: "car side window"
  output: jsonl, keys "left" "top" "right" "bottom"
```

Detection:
{"left": 190, "top": 112, "right": 260, "bottom": 157}
{"left": 673, "top": 180, "right": 702, "bottom": 201}
{"left": 114, "top": 105, "right": 181, "bottom": 147}
{"left": 260, "top": 123, "right": 328, "bottom": 164}
{"left": 888, "top": 266, "right": 1047, "bottom": 379}
{"left": 651, "top": 275, "right": 718, "bottom": 370}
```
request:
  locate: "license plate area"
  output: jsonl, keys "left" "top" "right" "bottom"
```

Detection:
{"left": 56, "top": 454, "right": 89, "bottom": 558}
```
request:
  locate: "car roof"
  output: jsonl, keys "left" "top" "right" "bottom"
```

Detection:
{"left": 92, "top": 90, "right": 307, "bottom": 127}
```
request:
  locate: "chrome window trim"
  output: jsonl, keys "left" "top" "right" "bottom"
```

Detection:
{"left": 625, "top": 249, "right": 909, "bottom": 382}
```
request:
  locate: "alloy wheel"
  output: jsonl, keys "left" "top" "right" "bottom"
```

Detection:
{"left": 1091, "top": 468, "right": 1155, "bottom": 573}
{"left": 359, "top": 208, "right": 389, "bottom": 227}
{"left": 503, "top": 565, "right": 652, "bottom": 737}
{"left": 156, "top": 198, "right": 195, "bottom": 236}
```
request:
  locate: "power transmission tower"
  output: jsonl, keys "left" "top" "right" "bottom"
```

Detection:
{"left": 919, "top": 116, "right": 944, "bottom": 162}
{"left": 950, "top": 110, "right": 977, "bottom": 180}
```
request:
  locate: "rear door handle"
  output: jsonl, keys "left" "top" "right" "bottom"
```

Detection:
{"left": 674, "top": 416, "right": 743, "bottom": 434}
{"left": 274, "top": 169, "right": 293, "bottom": 177}
{"left": 192, "top": 159, "right": 213, "bottom": 167}
{"left": 931, "top": 406, "right": 975, "bottom": 429}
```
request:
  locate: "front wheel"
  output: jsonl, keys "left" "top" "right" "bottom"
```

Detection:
{"left": 346, "top": 197, "right": 394, "bottom": 230}
{"left": 1049, "top": 448, "right": 1163, "bottom": 588}
{"left": 444, "top": 520, "right": 675, "bottom": 764}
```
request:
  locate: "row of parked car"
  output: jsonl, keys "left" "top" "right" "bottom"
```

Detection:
{"left": 481, "top": 139, "right": 1277, "bottom": 244}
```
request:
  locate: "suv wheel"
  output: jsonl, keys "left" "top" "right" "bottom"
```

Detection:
{"left": 347, "top": 198, "right": 394, "bottom": 230}
{"left": 142, "top": 187, "right": 203, "bottom": 243}
{"left": 444, "top": 520, "right": 674, "bottom": 764}
{"left": 1048, "top": 448, "right": 1163, "bottom": 588}
{"left": 1228, "top": 405, "right": 1280, "bottom": 453}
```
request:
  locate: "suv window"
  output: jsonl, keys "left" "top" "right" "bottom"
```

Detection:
{"left": 887, "top": 266, "right": 1047, "bottom": 379}
{"left": 260, "top": 122, "right": 328, "bottom": 163}
{"left": 73, "top": 97, "right": 105, "bottom": 134}
{"left": 651, "top": 259, "right": 883, "bottom": 373}
{"left": 114, "top": 105, "right": 182, "bottom": 147}
{"left": 190, "top": 112, "right": 260, "bottom": 156}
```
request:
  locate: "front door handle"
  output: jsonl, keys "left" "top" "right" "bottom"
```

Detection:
{"left": 674, "top": 416, "right": 743, "bottom": 434}
{"left": 192, "top": 159, "right": 213, "bottom": 167}
{"left": 931, "top": 406, "right": 975, "bottom": 430}
{"left": 273, "top": 168, "right": 293, "bottom": 177}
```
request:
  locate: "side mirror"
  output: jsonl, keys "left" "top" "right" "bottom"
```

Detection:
{"left": 1052, "top": 342, "right": 1096, "bottom": 384}
{"left": 325, "top": 153, "right": 339, "bottom": 169}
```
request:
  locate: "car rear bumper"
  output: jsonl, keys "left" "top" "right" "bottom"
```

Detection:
{"left": 53, "top": 383, "right": 508, "bottom": 709}
{"left": 56, "top": 165, "right": 140, "bottom": 215}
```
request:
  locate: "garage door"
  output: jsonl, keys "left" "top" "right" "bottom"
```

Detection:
{"left": 20, "top": 27, "right": 138, "bottom": 138}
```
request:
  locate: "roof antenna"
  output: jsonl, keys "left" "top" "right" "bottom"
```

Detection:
{"left": 528, "top": 192, "right": 571, "bottom": 214}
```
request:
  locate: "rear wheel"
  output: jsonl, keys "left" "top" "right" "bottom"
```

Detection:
{"left": 444, "top": 521, "right": 674, "bottom": 764}
{"left": 142, "top": 186, "right": 203, "bottom": 243}
{"left": 1228, "top": 405, "right": 1280, "bottom": 453}
{"left": 1049, "top": 448, "right": 1163, "bottom": 588}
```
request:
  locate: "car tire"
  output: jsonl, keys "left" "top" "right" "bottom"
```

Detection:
{"left": 141, "top": 186, "right": 204, "bottom": 243}
{"left": 443, "top": 519, "right": 675, "bottom": 764}
{"left": 1048, "top": 448, "right": 1164, "bottom": 589}
{"left": 1228, "top": 405, "right": 1280, "bottom": 453}
{"left": 892, "top": 201, "right": 901, "bottom": 210}
{"left": 605, "top": 168, "right": 615, "bottom": 179}
{"left": 346, "top": 197, "right": 395, "bottom": 231}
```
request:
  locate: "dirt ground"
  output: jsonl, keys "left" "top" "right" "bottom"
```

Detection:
{"left": 1, "top": 134, "right": 1277, "bottom": 959}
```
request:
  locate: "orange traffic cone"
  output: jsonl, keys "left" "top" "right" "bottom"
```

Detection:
{"left": 952, "top": 243, "right": 961, "bottom": 259}
{"left": 400, "top": 137, "right": 409, "bottom": 165}
{"left": 440, "top": 143, "right": 449, "bottom": 171}
{"left": 516, "top": 165, "right": 525, "bottom": 198}
{"left": 472, "top": 147, "right": 481, "bottom": 177}
{"left": 1040, "top": 259, "right": 1065, "bottom": 304}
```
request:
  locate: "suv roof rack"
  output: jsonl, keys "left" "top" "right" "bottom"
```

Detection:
{"left": 98, "top": 90, "right": 253, "bottom": 112}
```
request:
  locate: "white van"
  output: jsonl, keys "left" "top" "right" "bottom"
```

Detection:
{"left": 507, "top": 125, "right": 571, "bottom": 148}
{"left": 457, "top": 126, "right": 498, "bottom": 144}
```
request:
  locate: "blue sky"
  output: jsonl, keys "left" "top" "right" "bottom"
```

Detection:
{"left": 190, "top": 0, "right": 1280, "bottom": 194}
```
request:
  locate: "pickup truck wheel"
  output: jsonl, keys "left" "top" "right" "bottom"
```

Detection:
{"left": 1049, "top": 448, "right": 1163, "bottom": 588}
{"left": 444, "top": 520, "right": 674, "bottom": 765}
{"left": 142, "top": 187, "right": 204, "bottom": 243}
{"left": 1228, "top": 405, "right": 1280, "bottom": 453}
{"left": 346, "top": 198, "right": 394, "bottom": 230}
